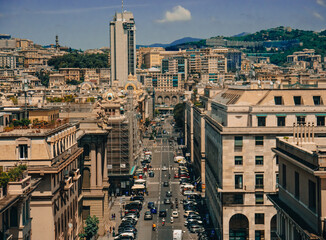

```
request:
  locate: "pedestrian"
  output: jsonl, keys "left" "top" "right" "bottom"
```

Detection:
{"left": 109, "top": 227, "right": 112, "bottom": 233}
{"left": 113, "top": 213, "right": 116, "bottom": 219}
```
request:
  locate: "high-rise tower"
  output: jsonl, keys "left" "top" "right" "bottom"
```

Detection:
{"left": 109, "top": 11, "right": 136, "bottom": 87}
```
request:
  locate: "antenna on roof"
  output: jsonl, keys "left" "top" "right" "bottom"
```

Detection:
{"left": 122, "top": 0, "right": 124, "bottom": 20}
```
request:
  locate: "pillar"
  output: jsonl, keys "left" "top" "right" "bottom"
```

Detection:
{"left": 97, "top": 146, "right": 102, "bottom": 186}
{"left": 90, "top": 144, "right": 96, "bottom": 187}
{"left": 103, "top": 143, "right": 108, "bottom": 181}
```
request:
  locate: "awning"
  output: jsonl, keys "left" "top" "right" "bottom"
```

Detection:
{"left": 276, "top": 114, "right": 287, "bottom": 117}
{"left": 130, "top": 166, "right": 136, "bottom": 175}
{"left": 256, "top": 114, "right": 267, "bottom": 117}
{"left": 315, "top": 114, "right": 326, "bottom": 116}
{"left": 296, "top": 114, "right": 307, "bottom": 117}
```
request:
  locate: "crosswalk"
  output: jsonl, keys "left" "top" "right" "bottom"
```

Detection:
{"left": 149, "top": 167, "right": 178, "bottom": 171}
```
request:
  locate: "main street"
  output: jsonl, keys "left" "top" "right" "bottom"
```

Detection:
{"left": 135, "top": 117, "right": 198, "bottom": 240}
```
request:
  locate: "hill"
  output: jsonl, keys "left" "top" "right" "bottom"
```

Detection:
{"left": 225, "top": 26, "right": 326, "bottom": 65}
{"left": 137, "top": 37, "right": 202, "bottom": 48}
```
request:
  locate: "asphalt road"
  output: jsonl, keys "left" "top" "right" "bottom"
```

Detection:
{"left": 135, "top": 117, "right": 198, "bottom": 240}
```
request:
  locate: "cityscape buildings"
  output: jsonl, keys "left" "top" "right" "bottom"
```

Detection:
{"left": 0, "top": 3, "right": 326, "bottom": 240}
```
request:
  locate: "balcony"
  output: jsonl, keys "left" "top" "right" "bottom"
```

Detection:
{"left": 62, "top": 176, "right": 73, "bottom": 190}
{"left": 70, "top": 169, "right": 81, "bottom": 181}
{"left": 7, "top": 176, "right": 31, "bottom": 195}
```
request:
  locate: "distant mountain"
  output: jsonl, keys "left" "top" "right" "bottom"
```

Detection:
{"left": 232, "top": 32, "right": 251, "bottom": 37}
{"left": 137, "top": 37, "right": 202, "bottom": 48}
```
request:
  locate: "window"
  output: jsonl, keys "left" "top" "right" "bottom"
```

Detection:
{"left": 235, "top": 174, "right": 243, "bottom": 189}
{"left": 255, "top": 156, "right": 264, "bottom": 165}
{"left": 255, "top": 136, "right": 264, "bottom": 146}
{"left": 234, "top": 136, "right": 243, "bottom": 148}
{"left": 296, "top": 116, "right": 306, "bottom": 125}
{"left": 317, "top": 116, "right": 325, "bottom": 126}
{"left": 257, "top": 116, "right": 266, "bottom": 127}
{"left": 293, "top": 96, "right": 302, "bottom": 105}
{"left": 274, "top": 96, "right": 283, "bottom": 105}
{"left": 308, "top": 180, "right": 316, "bottom": 212}
{"left": 10, "top": 206, "right": 18, "bottom": 227}
{"left": 19, "top": 144, "right": 28, "bottom": 159}
{"left": 235, "top": 156, "right": 243, "bottom": 165}
{"left": 282, "top": 164, "right": 287, "bottom": 189}
{"left": 313, "top": 96, "right": 322, "bottom": 105}
{"left": 255, "top": 174, "right": 264, "bottom": 189}
{"left": 277, "top": 116, "right": 286, "bottom": 126}
{"left": 276, "top": 173, "right": 279, "bottom": 188}
{"left": 255, "top": 213, "right": 264, "bottom": 224}
{"left": 255, "top": 193, "right": 264, "bottom": 204}
{"left": 295, "top": 172, "right": 299, "bottom": 199}
{"left": 276, "top": 156, "right": 279, "bottom": 165}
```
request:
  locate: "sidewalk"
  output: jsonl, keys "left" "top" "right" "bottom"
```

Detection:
{"left": 98, "top": 196, "right": 125, "bottom": 240}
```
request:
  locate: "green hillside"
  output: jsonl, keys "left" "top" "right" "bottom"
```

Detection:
{"left": 226, "top": 26, "right": 326, "bottom": 65}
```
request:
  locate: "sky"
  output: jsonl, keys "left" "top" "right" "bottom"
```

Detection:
{"left": 0, "top": 0, "right": 325, "bottom": 50}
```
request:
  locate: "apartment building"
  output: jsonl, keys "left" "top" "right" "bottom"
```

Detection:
{"left": 0, "top": 166, "right": 40, "bottom": 240}
{"left": 59, "top": 68, "right": 80, "bottom": 82}
{"left": 49, "top": 74, "right": 65, "bottom": 88}
{"left": 269, "top": 132, "right": 326, "bottom": 239}
{"left": 0, "top": 122, "right": 83, "bottom": 240}
{"left": 186, "top": 87, "right": 326, "bottom": 240}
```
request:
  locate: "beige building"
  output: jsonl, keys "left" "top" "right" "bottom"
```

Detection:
{"left": 0, "top": 166, "right": 39, "bottom": 240}
{"left": 269, "top": 131, "right": 326, "bottom": 240}
{"left": 0, "top": 122, "right": 83, "bottom": 240}
{"left": 49, "top": 74, "right": 65, "bottom": 88}
{"left": 28, "top": 107, "right": 60, "bottom": 123}
{"left": 59, "top": 68, "right": 80, "bottom": 82}
{"left": 186, "top": 87, "right": 326, "bottom": 240}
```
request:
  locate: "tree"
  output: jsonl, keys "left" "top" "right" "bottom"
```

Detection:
{"left": 35, "top": 70, "right": 50, "bottom": 87}
{"left": 173, "top": 103, "right": 185, "bottom": 130}
{"left": 79, "top": 215, "right": 99, "bottom": 240}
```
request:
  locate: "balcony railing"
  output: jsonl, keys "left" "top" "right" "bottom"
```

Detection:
{"left": 7, "top": 176, "right": 31, "bottom": 195}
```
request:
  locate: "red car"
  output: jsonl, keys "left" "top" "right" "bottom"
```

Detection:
{"left": 174, "top": 173, "right": 180, "bottom": 179}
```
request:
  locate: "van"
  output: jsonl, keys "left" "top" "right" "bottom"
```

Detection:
{"left": 173, "top": 229, "right": 182, "bottom": 240}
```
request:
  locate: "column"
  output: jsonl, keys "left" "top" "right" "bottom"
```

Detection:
{"left": 103, "top": 143, "right": 108, "bottom": 181}
{"left": 90, "top": 144, "right": 96, "bottom": 187}
{"left": 97, "top": 146, "right": 102, "bottom": 186}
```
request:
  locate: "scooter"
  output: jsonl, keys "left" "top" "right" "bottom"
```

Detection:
{"left": 162, "top": 218, "right": 165, "bottom": 226}
{"left": 170, "top": 217, "right": 174, "bottom": 223}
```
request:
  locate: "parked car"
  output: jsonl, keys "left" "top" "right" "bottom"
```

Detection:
{"left": 144, "top": 211, "right": 153, "bottom": 220}
{"left": 184, "top": 210, "right": 199, "bottom": 218}
{"left": 189, "top": 224, "right": 205, "bottom": 233}
{"left": 130, "top": 195, "right": 144, "bottom": 202}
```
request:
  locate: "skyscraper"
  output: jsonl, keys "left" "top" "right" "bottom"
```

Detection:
{"left": 110, "top": 11, "right": 136, "bottom": 87}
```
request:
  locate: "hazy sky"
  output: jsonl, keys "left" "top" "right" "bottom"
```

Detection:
{"left": 0, "top": 0, "right": 325, "bottom": 50}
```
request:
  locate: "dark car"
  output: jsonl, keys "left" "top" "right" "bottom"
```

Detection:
{"left": 125, "top": 201, "right": 142, "bottom": 211}
{"left": 159, "top": 210, "right": 167, "bottom": 217}
{"left": 149, "top": 171, "right": 154, "bottom": 177}
{"left": 144, "top": 211, "right": 153, "bottom": 220}
{"left": 130, "top": 195, "right": 144, "bottom": 202}
{"left": 164, "top": 198, "right": 171, "bottom": 204}
{"left": 166, "top": 191, "right": 172, "bottom": 197}
{"left": 163, "top": 181, "right": 169, "bottom": 187}
{"left": 148, "top": 202, "right": 155, "bottom": 209}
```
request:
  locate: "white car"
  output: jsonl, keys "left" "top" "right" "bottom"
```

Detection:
{"left": 172, "top": 210, "right": 179, "bottom": 218}
{"left": 162, "top": 166, "right": 168, "bottom": 171}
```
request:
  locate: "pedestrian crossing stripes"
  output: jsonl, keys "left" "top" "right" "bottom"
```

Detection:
{"left": 149, "top": 167, "right": 178, "bottom": 171}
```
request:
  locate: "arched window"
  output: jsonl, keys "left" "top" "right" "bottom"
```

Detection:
{"left": 229, "top": 214, "right": 249, "bottom": 240}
